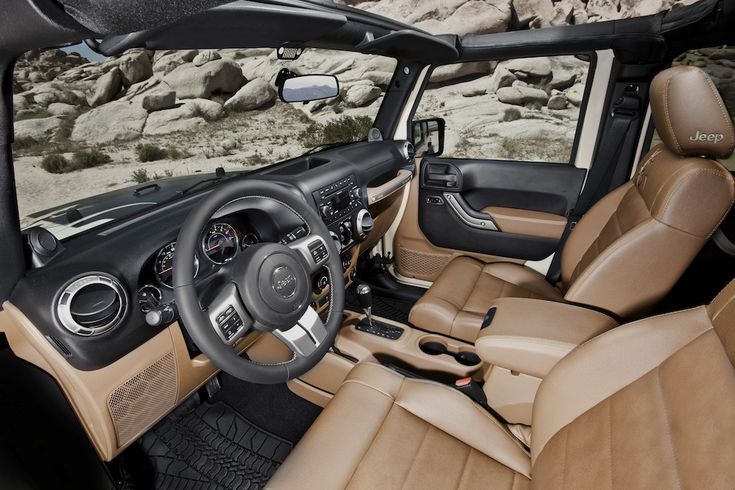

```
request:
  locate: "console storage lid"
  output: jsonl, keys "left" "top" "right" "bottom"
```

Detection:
{"left": 476, "top": 298, "right": 617, "bottom": 378}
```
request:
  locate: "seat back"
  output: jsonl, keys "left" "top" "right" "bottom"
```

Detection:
{"left": 530, "top": 279, "right": 735, "bottom": 488}
{"left": 560, "top": 66, "right": 735, "bottom": 318}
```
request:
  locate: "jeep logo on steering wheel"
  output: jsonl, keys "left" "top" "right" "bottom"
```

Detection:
{"left": 272, "top": 266, "right": 298, "bottom": 299}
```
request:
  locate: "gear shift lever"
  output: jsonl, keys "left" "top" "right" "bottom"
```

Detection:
{"left": 356, "top": 283, "right": 374, "bottom": 327}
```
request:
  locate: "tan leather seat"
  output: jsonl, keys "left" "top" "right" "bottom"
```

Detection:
{"left": 268, "top": 279, "right": 735, "bottom": 489}
{"left": 410, "top": 65, "right": 735, "bottom": 342}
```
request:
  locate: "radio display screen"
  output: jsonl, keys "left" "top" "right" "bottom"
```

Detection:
{"left": 331, "top": 190, "right": 351, "bottom": 211}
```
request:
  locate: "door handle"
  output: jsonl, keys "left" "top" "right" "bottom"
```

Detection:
{"left": 443, "top": 193, "right": 498, "bottom": 231}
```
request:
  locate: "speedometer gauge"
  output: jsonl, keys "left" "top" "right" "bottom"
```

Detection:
{"left": 202, "top": 222, "right": 239, "bottom": 264}
{"left": 155, "top": 242, "right": 199, "bottom": 288}
{"left": 241, "top": 232, "right": 259, "bottom": 250}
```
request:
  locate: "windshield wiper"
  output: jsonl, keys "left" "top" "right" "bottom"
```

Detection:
{"left": 300, "top": 141, "right": 355, "bottom": 157}
{"left": 178, "top": 167, "right": 228, "bottom": 196}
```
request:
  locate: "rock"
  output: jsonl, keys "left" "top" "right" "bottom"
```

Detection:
{"left": 549, "top": 68, "right": 577, "bottom": 90}
{"left": 343, "top": 83, "right": 382, "bottom": 107}
{"left": 29, "top": 71, "right": 46, "bottom": 83}
{"left": 143, "top": 103, "right": 206, "bottom": 135}
{"left": 497, "top": 85, "right": 549, "bottom": 105}
{"left": 513, "top": 0, "right": 555, "bottom": 28}
{"left": 431, "top": 61, "right": 495, "bottom": 83}
{"left": 223, "top": 78, "right": 275, "bottom": 111}
{"left": 699, "top": 47, "right": 735, "bottom": 61}
{"left": 489, "top": 66, "right": 517, "bottom": 92}
{"left": 13, "top": 95, "right": 29, "bottom": 111}
{"left": 89, "top": 67, "right": 123, "bottom": 107}
{"left": 549, "top": 0, "right": 575, "bottom": 26}
{"left": 505, "top": 57, "right": 552, "bottom": 79}
{"left": 47, "top": 102, "right": 78, "bottom": 116}
{"left": 152, "top": 50, "right": 198, "bottom": 74}
{"left": 71, "top": 102, "right": 148, "bottom": 143}
{"left": 221, "top": 138, "right": 238, "bottom": 150}
{"left": 460, "top": 78, "right": 488, "bottom": 97}
{"left": 565, "top": 83, "right": 585, "bottom": 106}
{"left": 142, "top": 91, "right": 176, "bottom": 111}
{"left": 586, "top": 0, "right": 622, "bottom": 19}
{"left": 621, "top": 0, "right": 666, "bottom": 17}
{"left": 14, "top": 116, "right": 62, "bottom": 140}
{"left": 547, "top": 93, "right": 569, "bottom": 110}
{"left": 164, "top": 59, "right": 246, "bottom": 99}
{"left": 187, "top": 98, "right": 224, "bottom": 121}
{"left": 364, "top": 71, "right": 393, "bottom": 89}
{"left": 193, "top": 50, "right": 222, "bottom": 66}
{"left": 118, "top": 51, "right": 153, "bottom": 87}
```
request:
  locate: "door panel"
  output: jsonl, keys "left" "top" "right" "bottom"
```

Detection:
{"left": 417, "top": 157, "right": 585, "bottom": 260}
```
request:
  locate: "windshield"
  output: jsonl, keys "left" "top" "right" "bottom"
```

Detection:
{"left": 12, "top": 46, "right": 396, "bottom": 238}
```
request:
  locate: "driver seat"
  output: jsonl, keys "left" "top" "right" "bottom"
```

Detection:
{"left": 268, "top": 279, "right": 735, "bottom": 489}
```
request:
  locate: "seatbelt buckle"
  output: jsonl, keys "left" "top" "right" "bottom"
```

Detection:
{"left": 454, "top": 378, "right": 488, "bottom": 407}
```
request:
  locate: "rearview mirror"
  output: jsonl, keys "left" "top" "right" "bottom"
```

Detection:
{"left": 278, "top": 74, "right": 339, "bottom": 103}
{"left": 411, "top": 118, "right": 445, "bottom": 157}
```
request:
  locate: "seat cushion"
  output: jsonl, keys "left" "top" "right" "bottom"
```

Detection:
{"left": 409, "top": 257, "right": 562, "bottom": 342}
{"left": 267, "top": 362, "right": 531, "bottom": 490}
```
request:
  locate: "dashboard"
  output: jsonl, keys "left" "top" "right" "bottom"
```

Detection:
{"left": 11, "top": 140, "right": 415, "bottom": 371}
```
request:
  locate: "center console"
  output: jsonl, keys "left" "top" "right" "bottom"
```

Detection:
{"left": 313, "top": 175, "right": 374, "bottom": 255}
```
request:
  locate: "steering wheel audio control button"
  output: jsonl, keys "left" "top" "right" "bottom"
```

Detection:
{"left": 207, "top": 284, "right": 252, "bottom": 345}
{"left": 287, "top": 235, "right": 330, "bottom": 273}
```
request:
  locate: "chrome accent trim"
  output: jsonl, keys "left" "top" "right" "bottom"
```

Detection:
{"left": 355, "top": 208, "right": 373, "bottom": 237}
{"left": 443, "top": 193, "right": 498, "bottom": 231}
{"left": 273, "top": 307, "right": 327, "bottom": 357}
{"left": 56, "top": 274, "right": 128, "bottom": 336}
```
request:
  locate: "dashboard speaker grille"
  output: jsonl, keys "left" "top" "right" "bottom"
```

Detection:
{"left": 108, "top": 353, "right": 177, "bottom": 446}
{"left": 397, "top": 246, "right": 450, "bottom": 281}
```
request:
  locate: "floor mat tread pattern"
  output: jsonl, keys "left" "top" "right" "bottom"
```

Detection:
{"left": 138, "top": 401, "right": 292, "bottom": 490}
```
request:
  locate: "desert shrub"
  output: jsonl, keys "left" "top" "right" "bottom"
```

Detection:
{"left": 135, "top": 143, "right": 168, "bottom": 162}
{"left": 299, "top": 115, "right": 373, "bottom": 148}
{"left": 40, "top": 153, "right": 69, "bottom": 174}
{"left": 131, "top": 168, "right": 151, "bottom": 183}
{"left": 69, "top": 148, "right": 112, "bottom": 169}
{"left": 13, "top": 136, "right": 39, "bottom": 151}
{"left": 167, "top": 146, "right": 191, "bottom": 160}
{"left": 502, "top": 108, "right": 522, "bottom": 122}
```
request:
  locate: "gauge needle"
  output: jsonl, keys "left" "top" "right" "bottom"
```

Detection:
{"left": 160, "top": 266, "right": 173, "bottom": 273}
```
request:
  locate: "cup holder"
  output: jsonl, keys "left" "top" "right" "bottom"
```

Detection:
{"left": 419, "top": 338, "right": 481, "bottom": 367}
{"left": 419, "top": 341, "right": 447, "bottom": 356}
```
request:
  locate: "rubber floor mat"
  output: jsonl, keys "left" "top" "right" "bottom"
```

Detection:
{"left": 138, "top": 401, "right": 292, "bottom": 490}
{"left": 345, "top": 287, "right": 414, "bottom": 324}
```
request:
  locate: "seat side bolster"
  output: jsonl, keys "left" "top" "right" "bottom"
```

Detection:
{"left": 396, "top": 377, "right": 532, "bottom": 478}
{"left": 531, "top": 306, "right": 715, "bottom": 465}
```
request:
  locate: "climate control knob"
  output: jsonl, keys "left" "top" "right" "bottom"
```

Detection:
{"left": 355, "top": 209, "right": 374, "bottom": 240}
{"left": 338, "top": 221, "right": 353, "bottom": 246}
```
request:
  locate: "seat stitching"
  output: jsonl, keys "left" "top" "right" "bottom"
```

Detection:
{"left": 454, "top": 444, "right": 473, "bottom": 490}
{"left": 699, "top": 69, "right": 735, "bottom": 151}
{"left": 607, "top": 398, "right": 614, "bottom": 490}
{"left": 399, "top": 421, "right": 432, "bottom": 489}
{"left": 656, "top": 367, "right": 683, "bottom": 490}
{"left": 560, "top": 428, "right": 569, "bottom": 488}
{"left": 341, "top": 379, "right": 395, "bottom": 400}
{"left": 663, "top": 77, "right": 683, "bottom": 154}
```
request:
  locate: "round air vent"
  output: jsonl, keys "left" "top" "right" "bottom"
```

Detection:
{"left": 402, "top": 141, "right": 415, "bottom": 161}
{"left": 56, "top": 274, "right": 128, "bottom": 336}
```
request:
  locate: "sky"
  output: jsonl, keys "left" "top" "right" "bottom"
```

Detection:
{"left": 62, "top": 42, "right": 106, "bottom": 62}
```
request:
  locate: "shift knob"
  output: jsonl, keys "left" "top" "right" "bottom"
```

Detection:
{"left": 356, "top": 283, "right": 372, "bottom": 309}
{"left": 356, "top": 284, "right": 374, "bottom": 326}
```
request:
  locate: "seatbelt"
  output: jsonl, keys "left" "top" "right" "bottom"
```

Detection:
{"left": 546, "top": 89, "right": 641, "bottom": 283}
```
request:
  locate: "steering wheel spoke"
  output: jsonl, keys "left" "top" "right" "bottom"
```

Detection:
{"left": 206, "top": 283, "right": 253, "bottom": 345}
{"left": 272, "top": 307, "right": 328, "bottom": 357}
{"left": 287, "top": 234, "right": 331, "bottom": 274}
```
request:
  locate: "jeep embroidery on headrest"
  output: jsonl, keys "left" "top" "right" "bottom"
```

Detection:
{"left": 690, "top": 131, "right": 725, "bottom": 144}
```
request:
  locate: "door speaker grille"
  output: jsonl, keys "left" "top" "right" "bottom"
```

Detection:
{"left": 108, "top": 353, "right": 177, "bottom": 446}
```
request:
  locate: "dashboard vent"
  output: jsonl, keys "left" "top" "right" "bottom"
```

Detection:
{"left": 56, "top": 274, "right": 128, "bottom": 336}
{"left": 403, "top": 141, "right": 416, "bottom": 161}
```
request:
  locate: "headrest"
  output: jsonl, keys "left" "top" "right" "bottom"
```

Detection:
{"left": 650, "top": 66, "right": 735, "bottom": 159}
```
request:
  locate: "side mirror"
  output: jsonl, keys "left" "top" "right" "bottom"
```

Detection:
{"left": 277, "top": 73, "right": 340, "bottom": 103}
{"left": 411, "top": 118, "right": 445, "bottom": 157}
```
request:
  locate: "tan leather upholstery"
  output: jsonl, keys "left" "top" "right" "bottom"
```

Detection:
{"left": 650, "top": 65, "right": 735, "bottom": 159}
{"left": 482, "top": 207, "right": 567, "bottom": 240}
{"left": 408, "top": 257, "right": 562, "bottom": 341}
{"left": 475, "top": 298, "right": 617, "bottom": 378}
{"left": 267, "top": 362, "right": 532, "bottom": 490}
{"left": 271, "top": 280, "right": 735, "bottom": 489}
{"left": 409, "top": 66, "right": 735, "bottom": 340}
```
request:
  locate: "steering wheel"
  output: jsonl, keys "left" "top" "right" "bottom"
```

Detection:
{"left": 173, "top": 179, "right": 345, "bottom": 384}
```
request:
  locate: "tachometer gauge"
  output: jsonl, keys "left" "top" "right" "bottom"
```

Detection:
{"left": 137, "top": 285, "right": 162, "bottom": 313}
{"left": 241, "top": 232, "right": 259, "bottom": 250}
{"left": 155, "top": 241, "right": 199, "bottom": 288}
{"left": 202, "top": 222, "right": 239, "bottom": 264}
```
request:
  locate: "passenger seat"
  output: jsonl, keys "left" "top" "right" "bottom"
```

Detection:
{"left": 409, "top": 66, "right": 735, "bottom": 342}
